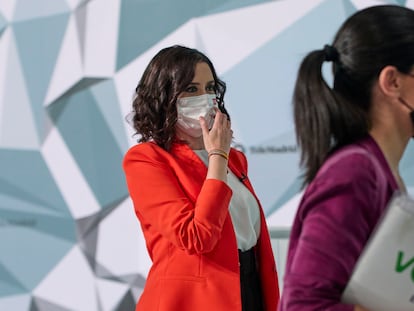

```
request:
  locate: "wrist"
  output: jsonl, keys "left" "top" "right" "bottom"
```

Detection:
{"left": 208, "top": 149, "right": 229, "bottom": 161}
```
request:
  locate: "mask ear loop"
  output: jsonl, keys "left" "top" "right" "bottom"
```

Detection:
{"left": 398, "top": 97, "right": 414, "bottom": 125}
{"left": 400, "top": 73, "right": 414, "bottom": 125}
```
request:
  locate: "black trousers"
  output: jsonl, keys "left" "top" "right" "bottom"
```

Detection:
{"left": 239, "top": 248, "right": 264, "bottom": 311}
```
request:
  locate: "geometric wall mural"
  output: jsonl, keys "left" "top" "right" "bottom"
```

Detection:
{"left": 0, "top": 0, "right": 412, "bottom": 309}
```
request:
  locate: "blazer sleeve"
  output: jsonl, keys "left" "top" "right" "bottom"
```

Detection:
{"left": 123, "top": 145, "right": 233, "bottom": 254}
{"left": 280, "top": 153, "right": 382, "bottom": 311}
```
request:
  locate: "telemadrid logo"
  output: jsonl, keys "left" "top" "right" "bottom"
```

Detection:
{"left": 232, "top": 143, "right": 298, "bottom": 154}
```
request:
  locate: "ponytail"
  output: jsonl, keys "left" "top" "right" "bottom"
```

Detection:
{"left": 294, "top": 48, "right": 368, "bottom": 186}
{"left": 295, "top": 6, "right": 414, "bottom": 185}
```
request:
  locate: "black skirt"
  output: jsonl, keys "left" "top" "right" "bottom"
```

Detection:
{"left": 238, "top": 248, "right": 264, "bottom": 311}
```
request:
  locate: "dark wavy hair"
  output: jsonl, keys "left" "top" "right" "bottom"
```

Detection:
{"left": 293, "top": 5, "right": 414, "bottom": 185}
{"left": 131, "top": 45, "right": 228, "bottom": 150}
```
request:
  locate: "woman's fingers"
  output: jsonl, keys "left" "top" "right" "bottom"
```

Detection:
{"left": 199, "top": 116, "right": 209, "bottom": 135}
{"left": 201, "top": 110, "right": 232, "bottom": 153}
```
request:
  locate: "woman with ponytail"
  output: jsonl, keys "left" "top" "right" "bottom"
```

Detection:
{"left": 279, "top": 5, "right": 414, "bottom": 311}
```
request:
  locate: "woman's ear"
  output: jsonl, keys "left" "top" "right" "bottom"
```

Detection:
{"left": 377, "top": 65, "right": 401, "bottom": 97}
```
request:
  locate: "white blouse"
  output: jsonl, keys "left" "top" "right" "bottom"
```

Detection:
{"left": 194, "top": 150, "right": 261, "bottom": 251}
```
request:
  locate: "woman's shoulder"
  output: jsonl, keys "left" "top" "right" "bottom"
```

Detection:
{"left": 125, "top": 141, "right": 158, "bottom": 155}
{"left": 308, "top": 142, "right": 380, "bottom": 196}
{"left": 298, "top": 141, "right": 388, "bottom": 227}
{"left": 123, "top": 141, "right": 169, "bottom": 166}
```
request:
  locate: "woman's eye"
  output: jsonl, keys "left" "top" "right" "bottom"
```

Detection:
{"left": 206, "top": 85, "right": 216, "bottom": 93}
{"left": 185, "top": 86, "right": 197, "bottom": 93}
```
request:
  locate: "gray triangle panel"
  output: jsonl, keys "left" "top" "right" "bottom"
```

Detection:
{"left": 76, "top": 203, "right": 118, "bottom": 239}
{"left": 114, "top": 290, "right": 135, "bottom": 311}
{"left": 31, "top": 296, "right": 73, "bottom": 311}
{"left": 117, "top": 274, "right": 146, "bottom": 288}
{"left": 74, "top": 6, "right": 87, "bottom": 59}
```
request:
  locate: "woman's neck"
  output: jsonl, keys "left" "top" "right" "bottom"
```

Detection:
{"left": 369, "top": 128, "right": 409, "bottom": 192}
{"left": 175, "top": 132, "right": 205, "bottom": 150}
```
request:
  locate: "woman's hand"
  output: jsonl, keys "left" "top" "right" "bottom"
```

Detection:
{"left": 354, "top": 305, "right": 371, "bottom": 311}
{"left": 200, "top": 109, "right": 233, "bottom": 182}
{"left": 200, "top": 109, "right": 232, "bottom": 155}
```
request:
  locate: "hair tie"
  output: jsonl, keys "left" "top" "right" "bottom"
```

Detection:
{"left": 323, "top": 44, "right": 339, "bottom": 62}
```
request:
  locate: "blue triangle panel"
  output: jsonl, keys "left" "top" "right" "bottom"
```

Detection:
{"left": 222, "top": 0, "right": 353, "bottom": 211}
{"left": 268, "top": 176, "right": 303, "bottom": 216}
{"left": 12, "top": 13, "right": 69, "bottom": 141}
{"left": 0, "top": 192, "right": 60, "bottom": 216}
{"left": 0, "top": 209, "right": 75, "bottom": 243}
{"left": 48, "top": 89, "right": 128, "bottom": 208}
{"left": 52, "top": 78, "right": 106, "bottom": 103}
{"left": 14, "top": 0, "right": 69, "bottom": 22}
{"left": 0, "top": 295, "right": 31, "bottom": 310}
{"left": 341, "top": 0, "right": 357, "bottom": 16}
{"left": 90, "top": 80, "right": 129, "bottom": 152}
{"left": 207, "top": 0, "right": 272, "bottom": 14}
{"left": 400, "top": 140, "right": 414, "bottom": 184}
{"left": 395, "top": 0, "right": 407, "bottom": 6}
{"left": 0, "top": 150, "right": 71, "bottom": 215}
{"left": 116, "top": 0, "right": 249, "bottom": 70}
{"left": 0, "top": 261, "right": 27, "bottom": 297}
{"left": 223, "top": 0, "right": 352, "bottom": 143}
{"left": 0, "top": 226, "right": 73, "bottom": 290}
{"left": 0, "top": 12, "right": 6, "bottom": 35}
{"left": 246, "top": 130, "right": 301, "bottom": 215}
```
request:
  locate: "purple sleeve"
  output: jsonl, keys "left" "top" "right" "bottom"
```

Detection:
{"left": 279, "top": 154, "right": 382, "bottom": 311}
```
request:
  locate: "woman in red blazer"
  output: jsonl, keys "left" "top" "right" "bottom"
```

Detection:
{"left": 123, "top": 45, "right": 279, "bottom": 311}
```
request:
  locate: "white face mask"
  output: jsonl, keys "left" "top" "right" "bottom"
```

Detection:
{"left": 176, "top": 94, "right": 217, "bottom": 137}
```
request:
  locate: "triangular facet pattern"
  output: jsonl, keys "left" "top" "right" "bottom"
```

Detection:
{"left": 0, "top": 29, "right": 39, "bottom": 149}
{"left": 0, "top": 1, "right": 17, "bottom": 21}
{"left": 116, "top": 0, "right": 271, "bottom": 70}
{"left": 13, "top": 13, "right": 69, "bottom": 142}
{"left": 1, "top": 1, "right": 413, "bottom": 310}
{"left": 0, "top": 261, "right": 27, "bottom": 296}
{"left": 47, "top": 88, "right": 128, "bottom": 208}
{"left": 0, "top": 294, "right": 31, "bottom": 310}
{"left": 13, "top": 0, "right": 69, "bottom": 22}
{"left": 0, "top": 12, "right": 6, "bottom": 35}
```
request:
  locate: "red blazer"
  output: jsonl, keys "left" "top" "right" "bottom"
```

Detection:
{"left": 123, "top": 142, "right": 280, "bottom": 311}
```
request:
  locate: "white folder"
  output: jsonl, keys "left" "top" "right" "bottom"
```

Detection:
{"left": 341, "top": 193, "right": 414, "bottom": 311}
